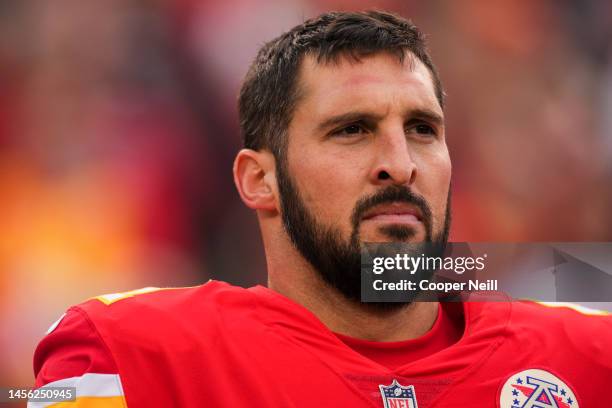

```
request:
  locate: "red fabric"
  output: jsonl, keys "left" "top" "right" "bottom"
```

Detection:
{"left": 33, "top": 281, "right": 612, "bottom": 407}
{"left": 33, "top": 308, "right": 118, "bottom": 387}
{"left": 333, "top": 303, "right": 464, "bottom": 371}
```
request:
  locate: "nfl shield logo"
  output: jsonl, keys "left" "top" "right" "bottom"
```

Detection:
{"left": 379, "top": 379, "right": 418, "bottom": 408}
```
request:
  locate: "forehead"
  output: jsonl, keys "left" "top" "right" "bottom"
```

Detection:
{"left": 294, "top": 51, "right": 442, "bottom": 119}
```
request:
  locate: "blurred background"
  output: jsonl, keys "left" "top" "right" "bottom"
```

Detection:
{"left": 1, "top": 0, "right": 611, "bottom": 392}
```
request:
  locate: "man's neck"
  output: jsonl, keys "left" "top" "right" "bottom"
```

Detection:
{"left": 262, "top": 222, "right": 439, "bottom": 342}
{"left": 268, "top": 266, "right": 438, "bottom": 342}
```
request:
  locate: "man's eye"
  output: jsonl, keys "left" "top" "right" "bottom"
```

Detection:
{"left": 409, "top": 123, "right": 437, "bottom": 136}
{"left": 333, "top": 124, "right": 366, "bottom": 136}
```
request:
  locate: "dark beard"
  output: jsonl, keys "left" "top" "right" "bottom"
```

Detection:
{"left": 276, "top": 159, "right": 451, "bottom": 309}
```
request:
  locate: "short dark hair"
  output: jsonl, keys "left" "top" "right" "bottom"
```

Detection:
{"left": 238, "top": 10, "right": 444, "bottom": 157}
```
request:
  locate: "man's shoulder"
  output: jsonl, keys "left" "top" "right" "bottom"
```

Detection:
{"left": 32, "top": 280, "right": 256, "bottom": 391}
{"left": 510, "top": 300, "right": 611, "bottom": 325}
{"left": 489, "top": 300, "right": 612, "bottom": 348}
{"left": 78, "top": 279, "right": 237, "bottom": 309}
{"left": 73, "top": 280, "right": 251, "bottom": 331}
{"left": 37, "top": 280, "right": 254, "bottom": 355}
{"left": 467, "top": 301, "right": 612, "bottom": 376}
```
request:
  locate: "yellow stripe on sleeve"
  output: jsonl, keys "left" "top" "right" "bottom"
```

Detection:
{"left": 28, "top": 374, "right": 126, "bottom": 408}
{"left": 93, "top": 287, "right": 161, "bottom": 305}
{"left": 92, "top": 283, "right": 204, "bottom": 305}
{"left": 534, "top": 301, "right": 610, "bottom": 316}
{"left": 45, "top": 396, "right": 127, "bottom": 408}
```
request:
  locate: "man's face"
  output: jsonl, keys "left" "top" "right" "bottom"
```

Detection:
{"left": 277, "top": 52, "right": 452, "bottom": 302}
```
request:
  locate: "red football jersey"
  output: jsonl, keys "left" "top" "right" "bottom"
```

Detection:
{"left": 31, "top": 280, "right": 612, "bottom": 407}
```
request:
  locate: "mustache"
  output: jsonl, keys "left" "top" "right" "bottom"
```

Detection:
{"left": 350, "top": 185, "right": 433, "bottom": 234}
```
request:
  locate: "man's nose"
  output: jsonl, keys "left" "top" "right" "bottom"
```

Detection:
{"left": 369, "top": 129, "right": 417, "bottom": 186}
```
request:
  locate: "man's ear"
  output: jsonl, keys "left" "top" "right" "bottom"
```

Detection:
{"left": 233, "top": 149, "right": 279, "bottom": 212}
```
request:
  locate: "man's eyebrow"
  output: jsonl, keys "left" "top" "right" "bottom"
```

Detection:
{"left": 316, "top": 111, "right": 383, "bottom": 132}
{"left": 408, "top": 108, "right": 445, "bottom": 126}
{"left": 316, "top": 108, "right": 444, "bottom": 132}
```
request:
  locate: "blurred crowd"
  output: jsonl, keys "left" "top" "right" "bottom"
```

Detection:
{"left": 1, "top": 0, "right": 611, "bottom": 388}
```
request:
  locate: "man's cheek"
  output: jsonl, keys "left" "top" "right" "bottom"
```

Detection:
{"left": 301, "top": 185, "right": 342, "bottom": 221}
{"left": 434, "top": 191, "right": 451, "bottom": 232}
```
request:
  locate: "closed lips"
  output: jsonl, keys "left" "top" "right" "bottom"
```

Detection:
{"left": 362, "top": 203, "right": 422, "bottom": 222}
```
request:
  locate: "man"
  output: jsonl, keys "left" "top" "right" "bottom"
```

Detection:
{"left": 31, "top": 11, "right": 610, "bottom": 408}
